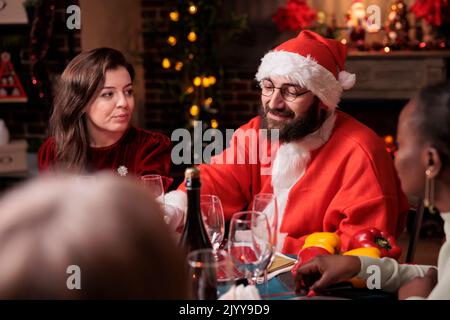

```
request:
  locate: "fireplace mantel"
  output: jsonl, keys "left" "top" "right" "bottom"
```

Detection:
{"left": 344, "top": 51, "right": 450, "bottom": 100}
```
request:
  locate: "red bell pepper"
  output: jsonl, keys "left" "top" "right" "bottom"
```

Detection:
{"left": 291, "top": 246, "right": 331, "bottom": 276}
{"left": 348, "top": 228, "right": 402, "bottom": 260}
{"left": 292, "top": 246, "right": 330, "bottom": 296}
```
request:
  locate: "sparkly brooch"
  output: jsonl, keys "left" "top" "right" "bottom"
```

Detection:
{"left": 117, "top": 165, "right": 128, "bottom": 176}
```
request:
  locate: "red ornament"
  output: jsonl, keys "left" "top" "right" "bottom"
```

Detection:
{"left": 272, "top": 0, "right": 317, "bottom": 32}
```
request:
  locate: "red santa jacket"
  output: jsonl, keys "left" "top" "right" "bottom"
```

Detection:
{"left": 171, "top": 111, "right": 408, "bottom": 254}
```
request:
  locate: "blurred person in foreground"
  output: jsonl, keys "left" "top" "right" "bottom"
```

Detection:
{"left": 0, "top": 173, "right": 189, "bottom": 299}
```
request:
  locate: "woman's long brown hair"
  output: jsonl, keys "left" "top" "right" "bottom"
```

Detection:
{"left": 49, "top": 48, "right": 134, "bottom": 172}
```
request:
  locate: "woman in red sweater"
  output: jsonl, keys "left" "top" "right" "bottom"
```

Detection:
{"left": 38, "top": 48, "right": 172, "bottom": 190}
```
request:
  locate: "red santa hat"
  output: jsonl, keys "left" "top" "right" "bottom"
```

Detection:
{"left": 255, "top": 30, "right": 356, "bottom": 110}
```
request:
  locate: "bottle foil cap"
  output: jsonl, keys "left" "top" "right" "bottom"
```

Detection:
{"left": 185, "top": 167, "right": 200, "bottom": 179}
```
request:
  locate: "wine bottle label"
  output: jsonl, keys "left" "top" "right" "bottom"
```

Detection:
{"left": 185, "top": 178, "right": 201, "bottom": 189}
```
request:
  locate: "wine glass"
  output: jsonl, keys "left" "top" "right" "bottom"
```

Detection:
{"left": 140, "top": 174, "right": 167, "bottom": 222}
{"left": 200, "top": 195, "right": 225, "bottom": 250}
{"left": 140, "top": 174, "right": 165, "bottom": 203}
{"left": 228, "top": 211, "right": 273, "bottom": 286}
{"left": 252, "top": 193, "right": 278, "bottom": 292}
{"left": 252, "top": 193, "right": 278, "bottom": 250}
{"left": 187, "top": 248, "right": 235, "bottom": 300}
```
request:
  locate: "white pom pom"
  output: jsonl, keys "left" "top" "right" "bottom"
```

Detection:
{"left": 338, "top": 71, "right": 356, "bottom": 90}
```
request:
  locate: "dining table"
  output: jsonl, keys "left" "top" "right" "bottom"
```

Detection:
{"left": 257, "top": 254, "right": 397, "bottom": 300}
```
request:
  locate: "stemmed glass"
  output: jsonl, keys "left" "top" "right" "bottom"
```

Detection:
{"left": 200, "top": 195, "right": 225, "bottom": 250}
{"left": 140, "top": 174, "right": 167, "bottom": 222}
{"left": 252, "top": 193, "right": 278, "bottom": 292}
{"left": 187, "top": 248, "right": 235, "bottom": 300}
{"left": 140, "top": 174, "right": 165, "bottom": 203}
{"left": 253, "top": 193, "right": 278, "bottom": 250}
{"left": 228, "top": 211, "right": 273, "bottom": 286}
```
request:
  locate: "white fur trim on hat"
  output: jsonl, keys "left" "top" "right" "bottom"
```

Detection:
{"left": 339, "top": 71, "right": 356, "bottom": 90}
{"left": 255, "top": 51, "right": 343, "bottom": 109}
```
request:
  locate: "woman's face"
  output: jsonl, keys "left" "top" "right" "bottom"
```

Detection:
{"left": 395, "top": 100, "right": 428, "bottom": 197}
{"left": 85, "top": 66, "right": 134, "bottom": 143}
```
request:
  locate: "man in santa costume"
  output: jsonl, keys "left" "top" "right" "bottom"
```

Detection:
{"left": 166, "top": 30, "right": 409, "bottom": 254}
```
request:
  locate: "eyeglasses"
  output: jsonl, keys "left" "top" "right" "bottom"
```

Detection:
{"left": 258, "top": 79, "right": 310, "bottom": 102}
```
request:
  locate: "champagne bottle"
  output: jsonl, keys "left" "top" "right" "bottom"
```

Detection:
{"left": 179, "top": 167, "right": 212, "bottom": 253}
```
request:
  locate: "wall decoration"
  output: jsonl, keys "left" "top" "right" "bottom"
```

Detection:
{"left": 0, "top": 52, "right": 27, "bottom": 103}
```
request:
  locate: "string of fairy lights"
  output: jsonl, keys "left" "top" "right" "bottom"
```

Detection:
{"left": 161, "top": 1, "right": 219, "bottom": 130}
{"left": 29, "top": 0, "right": 56, "bottom": 104}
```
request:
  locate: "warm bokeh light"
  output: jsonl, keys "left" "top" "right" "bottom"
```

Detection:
{"left": 202, "top": 77, "right": 210, "bottom": 87}
{"left": 193, "top": 77, "right": 202, "bottom": 86}
{"left": 175, "top": 61, "right": 183, "bottom": 71}
{"left": 169, "top": 11, "right": 179, "bottom": 22}
{"left": 208, "top": 76, "right": 216, "bottom": 85}
{"left": 162, "top": 58, "right": 171, "bottom": 69}
{"left": 190, "top": 104, "right": 200, "bottom": 116}
{"left": 185, "top": 86, "right": 194, "bottom": 94}
{"left": 204, "top": 97, "right": 213, "bottom": 106}
{"left": 384, "top": 46, "right": 391, "bottom": 53}
{"left": 419, "top": 42, "right": 427, "bottom": 49}
{"left": 211, "top": 119, "right": 218, "bottom": 129}
{"left": 384, "top": 135, "right": 394, "bottom": 144}
{"left": 188, "top": 4, "right": 197, "bottom": 14}
{"left": 340, "top": 38, "right": 348, "bottom": 45}
{"left": 167, "top": 36, "right": 177, "bottom": 46}
{"left": 187, "top": 31, "right": 197, "bottom": 42}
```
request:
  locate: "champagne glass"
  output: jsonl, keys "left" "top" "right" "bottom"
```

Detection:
{"left": 187, "top": 248, "right": 234, "bottom": 300}
{"left": 228, "top": 211, "right": 273, "bottom": 286}
{"left": 200, "top": 195, "right": 225, "bottom": 250}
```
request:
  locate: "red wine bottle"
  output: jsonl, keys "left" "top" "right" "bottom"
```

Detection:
{"left": 179, "top": 167, "right": 212, "bottom": 253}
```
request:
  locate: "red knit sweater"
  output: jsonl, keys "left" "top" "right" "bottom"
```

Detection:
{"left": 38, "top": 126, "right": 173, "bottom": 191}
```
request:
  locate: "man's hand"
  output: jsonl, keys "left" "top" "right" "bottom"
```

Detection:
{"left": 295, "top": 255, "right": 361, "bottom": 294}
{"left": 163, "top": 204, "right": 185, "bottom": 232}
{"left": 398, "top": 268, "right": 437, "bottom": 300}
